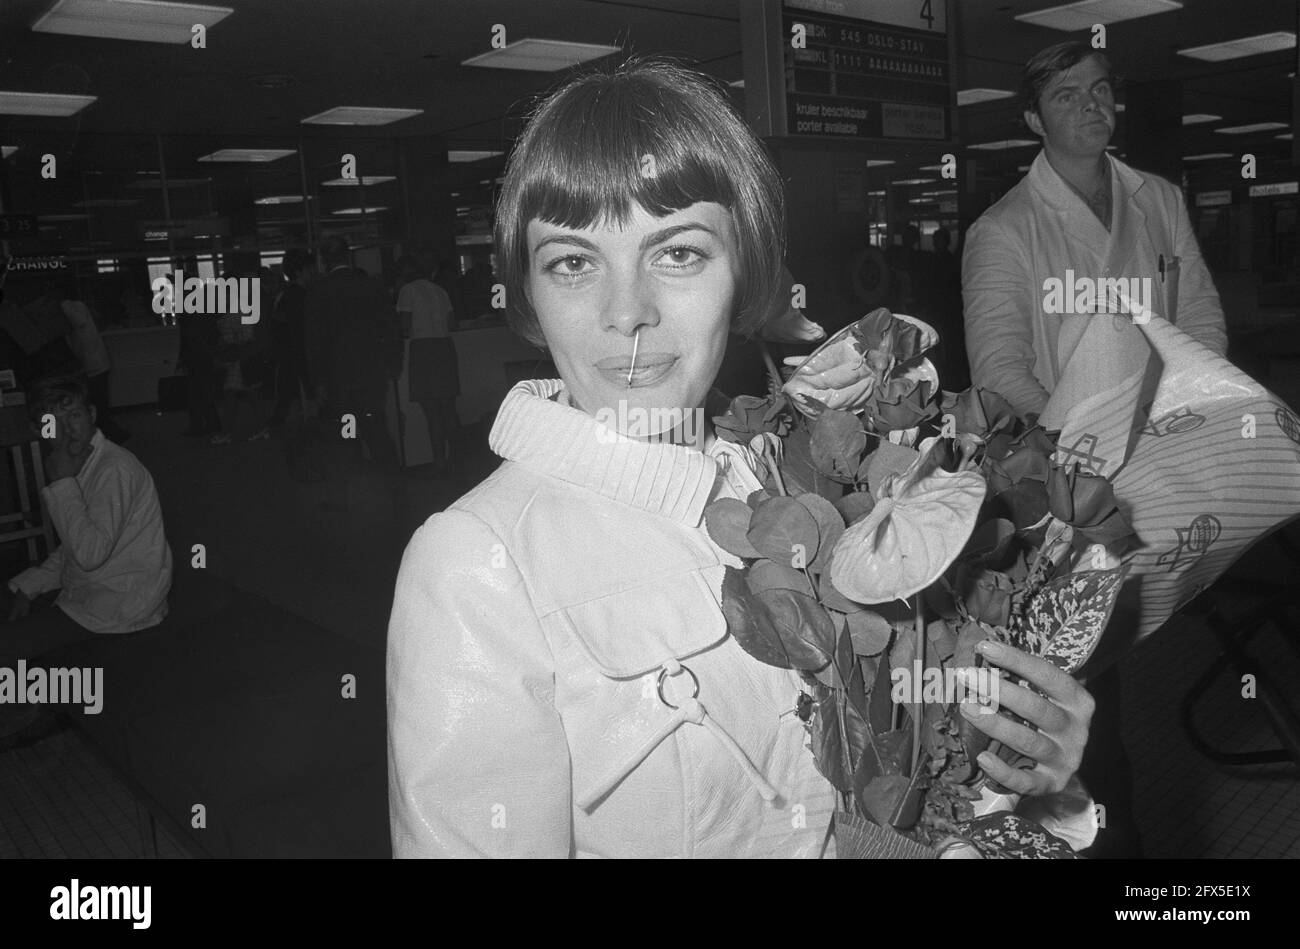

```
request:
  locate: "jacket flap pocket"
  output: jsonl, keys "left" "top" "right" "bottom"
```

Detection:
{"left": 559, "top": 567, "right": 728, "bottom": 679}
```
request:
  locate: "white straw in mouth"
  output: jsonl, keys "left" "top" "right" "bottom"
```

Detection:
{"left": 627, "top": 328, "right": 640, "bottom": 388}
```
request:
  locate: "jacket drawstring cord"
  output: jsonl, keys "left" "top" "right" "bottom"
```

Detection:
{"left": 576, "top": 660, "right": 779, "bottom": 811}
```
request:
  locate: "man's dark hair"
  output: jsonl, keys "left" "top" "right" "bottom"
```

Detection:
{"left": 283, "top": 247, "right": 313, "bottom": 280}
{"left": 394, "top": 255, "right": 424, "bottom": 286}
{"left": 1021, "top": 41, "right": 1113, "bottom": 116}
{"left": 28, "top": 373, "right": 92, "bottom": 420}
{"left": 319, "top": 236, "right": 350, "bottom": 269}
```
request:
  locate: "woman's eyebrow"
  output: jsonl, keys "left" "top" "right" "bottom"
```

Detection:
{"left": 532, "top": 222, "right": 718, "bottom": 257}
{"left": 533, "top": 233, "right": 599, "bottom": 256}
{"left": 640, "top": 222, "right": 717, "bottom": 250}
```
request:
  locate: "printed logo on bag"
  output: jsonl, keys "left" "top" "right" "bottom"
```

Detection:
{"left": 1155, "top": 514, "right": 1222, "bottom": 571}
{"left": 1054, "top": 432, "right": 1110, "bottom": 475}
{"left": 1275, "top": 406, "right": 1300, "bottom": 447}
{"left": 1042, "top": 270, "right": 1153, "bottom": 322}
{"left": 150, "top": 269, "right": 261, "bottom": 324}
{"left": 1140, "top": 407, "right": 1207, "bottom": 437}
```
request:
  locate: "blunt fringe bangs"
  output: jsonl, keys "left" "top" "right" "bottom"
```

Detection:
{"left": 495, "top": 57, "right": 786, "bottom": 348}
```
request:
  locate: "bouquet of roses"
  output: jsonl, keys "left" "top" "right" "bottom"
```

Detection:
{"left": 706, "top": 308, "right": 1136, "bottom": 858}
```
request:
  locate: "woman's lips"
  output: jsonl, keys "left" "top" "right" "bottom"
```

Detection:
{"left": 596, "top": 354, "right": 678, "bottom": 387}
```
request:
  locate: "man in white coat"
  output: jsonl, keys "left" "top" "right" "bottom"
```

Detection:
{"left": 963, "top": 41, "right": 1228, "bottom": 860}
{"left": 963, "top": 42, "right": 1227, "bottom": 420}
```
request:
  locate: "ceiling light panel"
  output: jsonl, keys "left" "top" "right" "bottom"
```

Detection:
{"left": 301, "top": 106, "right": 423, "bottom": 126}
{"left": 462, "top": 38, "right": 621, "bottom": 72}
{"left": 0, "top": 91, "right": 97, "bottom": 116}
{"left": 197, "top": 148, "right": 295, "bottom": 162}
{"left": 957, "top": 88, "right": 1015, "bottom": 106}
{"left": 1178, "top": 32, "right": 1296, "bottom": 62}
{"left": 1016, "top": 0, "right": 1182, "bottom": 31}
{"left": 33, "top": 0, "right": 233, "bottom": 44}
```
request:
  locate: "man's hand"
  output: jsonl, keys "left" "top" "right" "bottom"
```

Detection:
{"left": 957, "top": 639, "right": 1094, "bottom": 796}
{"left": 46, "top": 439, "right": 90, "bottom": 482}
{"left": 7, "top": 589, "right": 30, "bottom": 621}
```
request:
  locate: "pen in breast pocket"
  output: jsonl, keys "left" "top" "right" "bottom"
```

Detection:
{"left": 1158, "top": 255, "right": 1165, "bottom": 284}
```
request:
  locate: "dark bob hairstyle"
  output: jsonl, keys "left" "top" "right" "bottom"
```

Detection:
{"left": 494, "top": 57, "right": 787, "bottom": 349}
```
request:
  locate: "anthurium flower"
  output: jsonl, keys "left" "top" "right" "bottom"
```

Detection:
{"left": 713, "top": 394, "right": 788, "bottom": 444}
{"left": 759, "top": 303, "right": 828, "bottom": 343}
{"left": 866, "top": 367, "right": 940, "bottom": 433}
{"left": 830, "top": 450, "right": 987, "bottom": 604}
{"left": 987, "top": 445, "right": 1052, "bottom": 494}
{"left": 945, "top": 387, "right": 1015, "bottom": 439}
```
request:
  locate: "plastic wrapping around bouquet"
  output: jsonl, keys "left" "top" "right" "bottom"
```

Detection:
{"left": 833, "top": 811, "right": 938, "bottom": 859}
{"left": 1040, "top": 314, "right": 1300, "bottom": 657}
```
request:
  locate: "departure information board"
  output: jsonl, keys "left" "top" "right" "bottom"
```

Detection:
{"left": 784, "top": 0, "right": 951, "bottom": 142}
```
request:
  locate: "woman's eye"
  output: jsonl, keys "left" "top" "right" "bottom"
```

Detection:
{"left": 545, "top": 255, "right": 592, "bottom": 279}
{"left": 657, "top": 245, "right": 708, "bottom": 270}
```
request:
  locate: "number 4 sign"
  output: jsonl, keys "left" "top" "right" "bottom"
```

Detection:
{"left": 786, "top": 0, "right": 947, "bottom": 34}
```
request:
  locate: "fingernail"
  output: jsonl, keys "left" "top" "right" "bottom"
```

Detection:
{"left": 976, "top": 640, "right": 1000, "bottom": 656}
{"left": 959, "top": 703, "right": 976, "bottom": 719}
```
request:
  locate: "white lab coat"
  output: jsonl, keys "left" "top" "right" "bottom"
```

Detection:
{"left": 962, "top": 151, "right": 1227, "bottom": 418}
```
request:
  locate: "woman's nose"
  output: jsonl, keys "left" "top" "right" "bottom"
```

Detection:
{"left": 601, "top": 273, "right": 660, "bottom": 335}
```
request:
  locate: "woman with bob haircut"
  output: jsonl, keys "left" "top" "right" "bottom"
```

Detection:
{"left": 386, "top": 57, "right": 1095, "bottom": 858}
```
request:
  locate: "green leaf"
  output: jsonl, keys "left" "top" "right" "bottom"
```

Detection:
{"left": 810, "top": 686, "right": 850, "bottom": 793}
{"left": 747, "top": 496, "right": 822, "bottom": 568}
{"left": 704, "top": 498, "right": 764, "bottom": 559}
{"left": 718, "top": 566, "right": 797, "bottom": 669}
{"left": 810, "top": 408, "right": 868, "bottom": 483}
{"left": 794, "top": 492, "right": 845, "bottom": 573}
{"left": 747, "top": 559, "right": 815, "bottom": 597}
{"left": 1015, "top": 566, "right": 1130, "bottom": 673}
{"left": 868, "top": 645, "right": 895, "bottom": 735}
{"left": 864, "top": 440, "right": 921, "bottom": 494}
{"left": 846, "top": 608, "right": 892, "bottom": 656}
{"left": 779, "top": 427, "right": 841, "bottom": 498}
{"left": 753, "top": 586, "right": 836, "bottom": 671}
{"left": 859, "top": 774, "right": 912, "bottom": 827}
{"left": 834, "top": 490, "right": 876, "bottom": 525}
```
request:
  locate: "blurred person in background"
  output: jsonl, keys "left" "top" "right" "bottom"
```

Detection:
{"left": 395, "top": 254, "right": 459, "bottom": 477}
{"left": 259, "top": 248, "right": 316, "bottom": 435}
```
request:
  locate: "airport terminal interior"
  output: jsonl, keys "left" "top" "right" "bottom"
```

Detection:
{"left": 0, "top": 0, "right": 1296, "bottom": 859}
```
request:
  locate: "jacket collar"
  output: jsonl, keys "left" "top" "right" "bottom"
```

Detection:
{"left": 490, "top": 379, "right": 748, "bottom": 527}
{"left": 1027, "top": 149, "right": 1148, "bottom": 273}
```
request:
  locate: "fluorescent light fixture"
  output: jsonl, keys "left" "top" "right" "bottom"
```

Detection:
{"left": 38, "top": 213, "right": 89, "bottom": 222}
{"left": 867, "top": 190, "right": 886, "bottom": 196}
{"left": 462, "top": 38, "right": 620, "bottom": 72}
{"left": 1182, "top": 113, "right": 1221, "bottom": 125}
{"left": 455, "top": 207, "right": 470, "bottom": 213}
{"left": 1115, "top": 103, "right": 1125, "bottom": 112}
{"left": 127, "top": 177, "right": 210, "bottom": 189}
{"left": 892, "top": 178, "right": 935, "bottom": 185}
{"left": 969, "top": 139, "right": 1039, "bottom": 150}
{"left": 729, "top": 79, "right": 744, "bottom": 88}
{"left": 0, "top": 90, "right": 97, "bottom": 116}
{"left": 1179, "top": 32, "right": 1295, "bottom": 62}
{"left": 918, "top": 164, "right": 943, "bottom": 171}
{"left": 33, "top": 0, "right": 233, "bottom": 44}
{"left": 449, "top": 150, "right": 504, "bottom": 163}
{"left": 866, "top": 160, "right": 895, "bottom": 167}
{"left": 197, "top": 148, "right": 295, "bottom": 162}
{"left": 254, "top": 195, "right": 304, "bottom": 205}
{"left": 920, "top": 190, "right": 957, "bottom": 196}
{"left": 301, "top": 106, "right": 423, "bottom": 126}
{"left": 321, "top": 175, "right": 396, "bottom": 187}
{"left": 957, "top": 88, "right": 1014, "bottom": 106}
{"left": 73, "top": 198, "right": 139, "bottom": 208}
{"left": 332, "top": 206, "right": 387, "bottom": 215}
{"left": 908, "top": 197, "right": 937, "bottom": 204}
{"left": 1277, "top": 133, "right": 1293, "bottom": 141}
{"left": 1183, "top": 152, "right": 1233, "bottom": 160}
{"left": 1017, "top": 165, "right": 1031, "bottom": 171}
{"left": 1, "top": 145, "right": 16, "bottom": 158}
{"left": 1017, "top": 0, "right": 1182, "bottom": 31}
{"left": 1215, "top": 121, "right": 1289, "bottom": 134}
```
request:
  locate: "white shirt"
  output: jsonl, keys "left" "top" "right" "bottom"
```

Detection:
{"left": 62, "top": 300, "right": 111, "bottom": 377}
{"left": 9, "top": 430, "right": 172, "bottom": 633}
{"left": 396, "top": 278, "right": 453, "bottom": 339}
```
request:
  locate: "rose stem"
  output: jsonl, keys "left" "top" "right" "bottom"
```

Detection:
{"left": 759, "top": 339, "right": 783, "bottom": 393}
{"left": 626, "top": 328, "right": 640, "bottom": 388}
{"left": 911, "top": 594, "right": 924, "bottom": 776}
